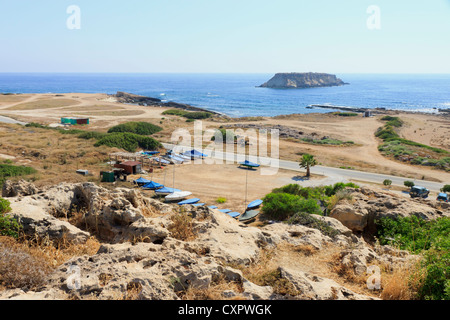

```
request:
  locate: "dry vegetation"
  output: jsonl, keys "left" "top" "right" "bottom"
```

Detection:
{"left": 0, "top": 123, "right": 115, "bottom": 187}
{"left": 0, "top": 235, "right": 100, "bottom": 291}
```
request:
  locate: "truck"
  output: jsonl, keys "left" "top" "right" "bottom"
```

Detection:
{"left": 409, "top": 186, "right": 430, "bottom": 199}
{"left": 437, "top": 193, "right": 449, "bottom": 202}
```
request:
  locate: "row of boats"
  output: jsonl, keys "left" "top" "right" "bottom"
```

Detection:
{"left": 142, "top": 149, "right": 208, "bottom": 166}
{"left": 134, "top": 176, "right": 262, "bottom": 223}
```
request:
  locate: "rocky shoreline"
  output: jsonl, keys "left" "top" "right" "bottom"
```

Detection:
{"left": 112, "top": 92, "right": 223, "bottom": 115}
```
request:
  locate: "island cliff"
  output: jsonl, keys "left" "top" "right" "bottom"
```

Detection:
{"left": 259, "top": 72, "right": 347, "bottom": 89}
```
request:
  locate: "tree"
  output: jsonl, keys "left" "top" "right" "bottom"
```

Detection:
{"left": 441, "top": 185, "right": 450, "bottom": 193}
{"left": 383, "top": 179, "right": 393, "bottom": 188}
{"left": 404, "top": 181, "right": 415, "bottom": 188}
{"left": 299, "top": 154, "right": 317, "bottom": 178}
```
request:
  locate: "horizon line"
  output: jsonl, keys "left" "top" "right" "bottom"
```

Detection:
{"left": 2, "top": 72, "right": 450, "bottom": 75}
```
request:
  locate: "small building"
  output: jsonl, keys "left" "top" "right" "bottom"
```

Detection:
{"left": 100, "top": 171, "right": 116, "bottom": 183}
{"left": 61, "top": 117, "right": 90, "bottom": 125}
{"left": 364, "top": 111, "right": 373, "bottom": 118}
{"left": 114, "top": 161, "right": 142, "bottom": 175}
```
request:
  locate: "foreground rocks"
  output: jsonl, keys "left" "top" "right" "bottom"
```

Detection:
{"left": 1, "top": 182, "right": 443, "bottom": 300}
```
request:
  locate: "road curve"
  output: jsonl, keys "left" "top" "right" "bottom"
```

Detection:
{"left": 162, "top": 143, "right": 446, "bottom": 192}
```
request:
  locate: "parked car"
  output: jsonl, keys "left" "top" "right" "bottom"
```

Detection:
{"left": 409, "top": 186, "right": 430, "bottom": 198}
{"left": 437, "top": 193, "right": 449, "bottom": 202}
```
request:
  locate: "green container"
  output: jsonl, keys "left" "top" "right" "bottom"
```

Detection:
{"left": 101, "top": 171, "right": 115, "bottom": 183}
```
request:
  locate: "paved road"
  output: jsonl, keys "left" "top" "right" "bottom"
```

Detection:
{"left": 163, "top": 143, "right": 446, "bottom": 192}
{"left": 0, "top": 115, "right": 27, "bottom": 125}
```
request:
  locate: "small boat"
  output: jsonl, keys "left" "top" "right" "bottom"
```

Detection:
{"left": 155, "top": 187, "right": 181, "bottom": 196}
{"left": 176, "top": 154, "right": 191, "bottom": 161}
{"left": 239, "top": 160, "right": 260, "bottom": 169}
{"left": 167, "top": 154, "right": 186, "bottom": 163}
{"left": 143, "top": 151, "right": 160, "bottom": 156}
{"left": 218, "top": 209, "right": 231, "bottom": 213}
{"left": 134, "top": 177, "right": 151, "bottom": 186}
{"left": 162, "top": 155, "right": 181, "bottom": 164}
{"left": 239, "top": 210, "right": 260, "bottom": 223}
{"left": 183, "top": 149, "right": 208, "bottom": 159}
{"left": 192, "top": 203, "right": 206, "bottom": 207}
{"left": 208, "top": 205, "right": 218, "bottom": 209}
{"left": 247, "top": 199, "right": 263, "bottom": 210}
{"left": 165, "top": 191, "right": 192, "bottom": 201}
{"left": 153, "top": 157, "right": 170, "bottom": 165}
{"left": 227, "top": 212, "right": 241, "bottom": 219}
{"left": 142, "top": 181, "right": 164, "bottom": 190}
{"left": 178, "top": 198, "right": 200, "bottom": 205}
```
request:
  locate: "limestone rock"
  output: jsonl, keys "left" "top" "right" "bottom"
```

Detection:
{"left": 279, "top": 267, "right": 377, "bottom": 300}
{"left": 9, "top": 202, "right": 90, "bottom": 244}
{"left": 2, "top": 179, "right": 38, "bottom": 198}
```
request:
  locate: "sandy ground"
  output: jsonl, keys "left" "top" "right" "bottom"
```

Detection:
{"left": 134, "top": 163, "right": 322, "bottom": 213}
{"left": 0, "top": 92, "right": 449, "bottom": 186}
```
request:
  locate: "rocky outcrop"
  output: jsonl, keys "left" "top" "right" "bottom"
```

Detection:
{"left": 112, "top": 92, "right": 220, "bottom": 115}
{"left": 329, "top": 187, "right": 450, "bottom": 233}
{"left": 2, "top": 181, "right": 440, "bottom": 301}
{"left": 259, "top": 73, "right": 347, "bottom": 89}
{"left": 2, "top": 179, "right": 38, "bottom": 198}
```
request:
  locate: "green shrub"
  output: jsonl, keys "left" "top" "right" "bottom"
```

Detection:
{"left": 262, "top": 193, "right": 322, "bottom": 221}
{"left": 375, "top": 125, "right": 400, "bottom": 141}
{"left": 383, "top": 179, "right": 392, "bottom": 186}
{"left": 0, "top": 197, "right": 11, "bottom": 215}
{"left": 381, "top": 116, "right": 403, "bottom": 128}
{"left": 0, "top": 164, "right": 37, "bottom": 187}
{"left": 0, "top": 197, "right": 21, "bottom": 238}
{"left": 183, "top": 112, "right": 212, "bottom": 120}
{"left": 323, "top": 182, "right": 359, "bottom": 197}
{"left": 442, "top": 185, "right": 450, "bottom": 193}
{"left": 77, "top": 131, "right": 108, "bottom": 140}
{"left": 162, "top": 109, "right": 212, "bottom": 120}
{"left": 107, "top": 122, "right": 162, "bottom": 136}
{"left": 376, "top": 216, "right": 450, "bottom": 300}
{"left": 404, "top": 181, "right": 415, "bottom": 188}
{"left": 94, "top": 132, "right": 161, "bottom": 152}
{"left": 332, "top": 112, "right": 359, "bottom": 117}
{"left": 211, "top": 128, "right": 236, "bottom": 143}
{"left": 216, "top": 197, "right": 227, "bottom": 204}
{"left": 0, "top": 214, "right": 21, "bottom": 239}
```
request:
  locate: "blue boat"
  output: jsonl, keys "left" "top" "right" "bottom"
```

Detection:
{"left": 143, "top": 151, "right": 160, "bottom": 155}
{"left": 134, "top": 177, "right": 151, "bottom": 186}
{"left": 183, "top": 149, "right": 208, "bottom": 159}
{"left": 239, "top": 160, "right": 260, "bottom": 168}
{"left": 227, "top": 212, "right": 240, "bottom": 219}
{"left": 208, "top": 205, "right": 218, "bottom": 209}
{"left": 192, "top": 203, "right": 206, "bottom": 207}
{"left": 142, "top": 181, "right": 164, "bottom": 190}
{"left": 247, "top": 199, "right": 263, "bottom": 210}
{"left": 178, "top": 198, "right": 201, "bottom": 205}
{"left": 153, "top": 157, "right": 170, "bottom": 165}
{"left": 155, "top": 187, "right": 181, "bottom": 195}
{"left": 218, "top": 209, "right": 231, "bottom": 213}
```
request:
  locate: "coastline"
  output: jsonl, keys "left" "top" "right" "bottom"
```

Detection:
{"left": 2, "top": 91, "right": 449, "bottom": 119}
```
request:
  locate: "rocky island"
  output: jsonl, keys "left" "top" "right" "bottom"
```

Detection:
{"left": 259, "top": 72, "right": 347, "bottom": 89}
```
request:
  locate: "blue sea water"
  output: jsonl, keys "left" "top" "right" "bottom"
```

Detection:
{"left": 1, "top": 73, "right": 450, "bottom": 117}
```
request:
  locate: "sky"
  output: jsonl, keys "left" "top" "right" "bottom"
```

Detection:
{"left": 1, "top": 0, "right": 450, "bottom": 73}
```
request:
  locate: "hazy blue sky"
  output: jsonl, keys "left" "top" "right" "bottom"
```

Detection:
{"left": 1, "top": 0, "right": 450, "bottom": 73}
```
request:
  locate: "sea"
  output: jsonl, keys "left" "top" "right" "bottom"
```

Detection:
{"left": 1, "top": 73, "right": 450, "bottom": 118}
